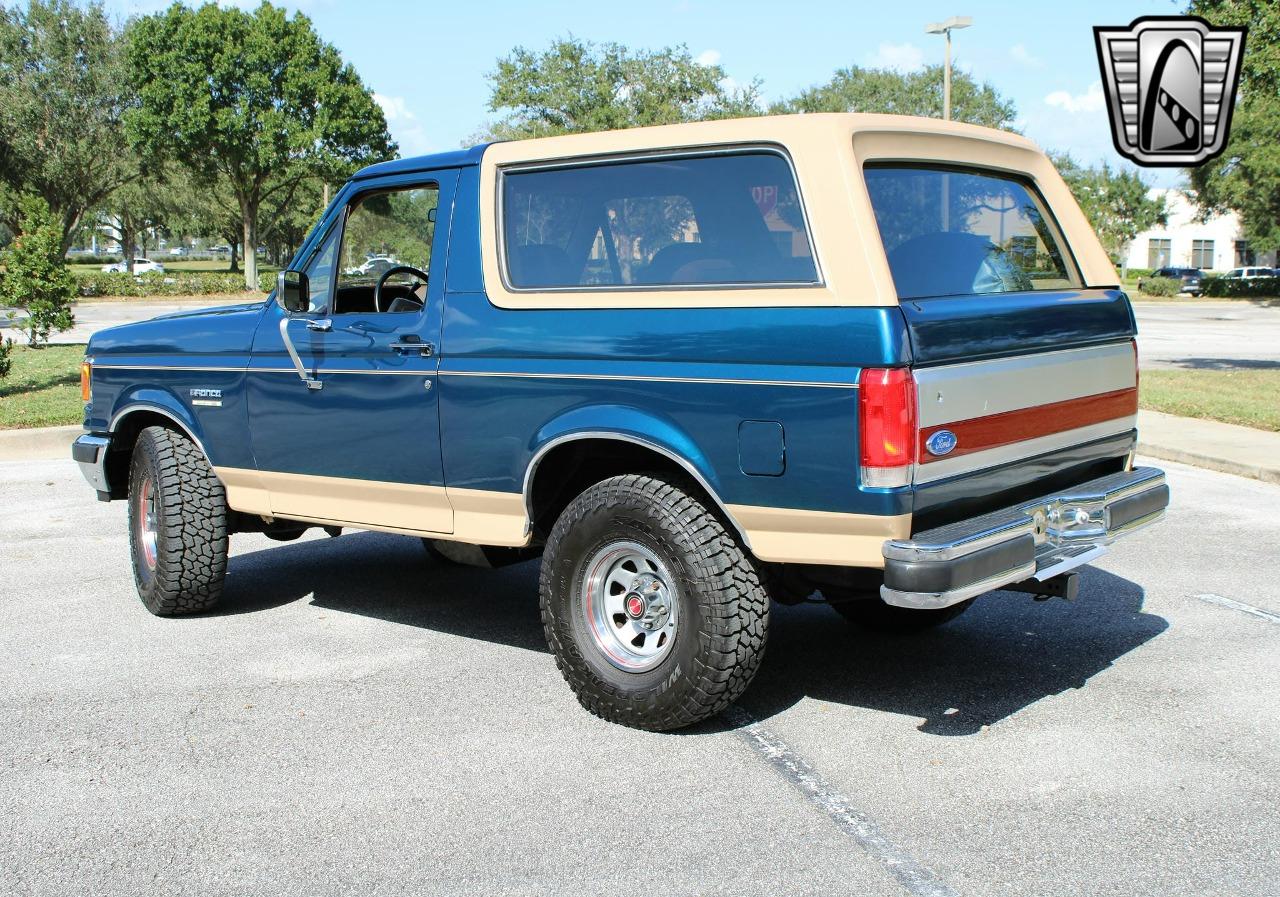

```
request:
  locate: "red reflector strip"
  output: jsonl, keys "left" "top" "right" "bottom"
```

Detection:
{"left": 918, "top": 387, "right": 1138, "bottom": 463}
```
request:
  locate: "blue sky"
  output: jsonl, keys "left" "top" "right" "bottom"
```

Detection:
{"left": 103, "top": 0, "right": 1185, "bottom": 186}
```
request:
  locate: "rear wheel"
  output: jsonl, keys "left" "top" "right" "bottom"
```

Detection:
{"left": 540, "top": 474, "right": 769, "bottom": 731}
{"left": 127, "top": 426, "right": 228, "bottom": 616}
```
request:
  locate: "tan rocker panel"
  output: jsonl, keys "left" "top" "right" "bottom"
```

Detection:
{"left": 213, "top": 468, "right": 529, "bottom": 547}
{"left": 215, "top": 467, "right": 906, "bottom": 567}
{"left": 478, "top": 112, "right": 1118, "bottom": 310}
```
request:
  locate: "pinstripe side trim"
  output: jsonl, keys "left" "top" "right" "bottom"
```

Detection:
{"left": 93, "top": 363, "right": 857, "bottom": 388}
{"left": 438, "top": 370, "right": 857, "bottom": 389}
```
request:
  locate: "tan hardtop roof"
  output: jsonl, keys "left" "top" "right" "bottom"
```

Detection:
{"left": 480, "top": 112, "right": 1040, "bottom": 165}
{"left": 477, "top": 112, "right": 1117, "bottom": 308}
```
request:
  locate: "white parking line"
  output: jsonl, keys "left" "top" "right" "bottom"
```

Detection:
{"left": 726, "top": 707, "right": 959, "bottom": 897}
{"left": 1194, "top": 593, "right": 1280, "bottom": 624}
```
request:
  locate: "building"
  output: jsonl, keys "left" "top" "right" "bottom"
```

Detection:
{"left": 1122, "top": 188, "right": 1275, "bottom": 273}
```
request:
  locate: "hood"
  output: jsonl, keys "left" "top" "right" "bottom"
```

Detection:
{"left": 88, "top": 299, "right": 268, "bottom": 359}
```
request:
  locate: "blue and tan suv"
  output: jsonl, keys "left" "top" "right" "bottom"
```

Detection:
{"left": 73, "top": 114, "right": 1168, "bottom": 730}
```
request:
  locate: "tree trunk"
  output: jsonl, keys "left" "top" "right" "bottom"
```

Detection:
{"left": 240, "top": 200, "right": 258, "bottom": 291}
{"left": 121, "top": 224, "right": 135, "bottom": 273}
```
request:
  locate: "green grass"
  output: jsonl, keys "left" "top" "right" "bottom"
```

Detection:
{"left": 1140, "top": 367, "right": 1280, "bottom": 432}
{"left": 0, "top": 344, "right": 87, "bottom": 429}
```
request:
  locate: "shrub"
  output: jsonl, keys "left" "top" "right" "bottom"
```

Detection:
{"left": 0, "top": 338, "right": 12, "bottom": 379}
{"left": 73, "top": 270, "right": 271, "bottom": 298}
{"left": 1201, "top": 275, "right": 1280, "bottom": 298}
{"left": 1140, "top": 276, "right": 1182, "bottom": 297}
{"left": 0, "top": 196, "right": 75, "bottom": 346}
{"left": 1123, "top": 267, "right": 1152, "bottom": 279}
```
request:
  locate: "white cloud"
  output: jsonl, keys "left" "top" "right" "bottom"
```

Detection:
{"left": 864, "top": 41, "right": 925, "bottom": 72}
{"left": 373, "top": 93, "right": 416, "bottom": 123}
{"left": 1009, "top": 43, "right": 1042, "bottom": 68}
{"left": 393, "top": 125, "right": 435, "bottom": 158}
{"left": 695, "top": 49, "right": 721, "bottom": 67}
{"left": 1044, "top": 81, "right": 1106, "bottom": 114}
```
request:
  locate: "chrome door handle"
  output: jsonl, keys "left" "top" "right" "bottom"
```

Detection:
{"left": 306, "top": 318, "right": 333, "bottom": 332}
{"left": 390, "top": 340, "right": 434, "bottom": 357}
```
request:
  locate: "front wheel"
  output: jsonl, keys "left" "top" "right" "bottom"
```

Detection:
{"left": 127, "top": 426, "right": 228, "bottom": 615}
{"left": 540, "top": 474, "right": 769, "bottom": 731}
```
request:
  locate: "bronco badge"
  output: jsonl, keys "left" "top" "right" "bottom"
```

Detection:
{"left": 189, "top": 388, "right": 222, "bottom": 408}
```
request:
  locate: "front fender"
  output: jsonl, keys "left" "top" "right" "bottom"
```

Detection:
{"left": 109, "top": 387, "right": 208, "bottom": 454}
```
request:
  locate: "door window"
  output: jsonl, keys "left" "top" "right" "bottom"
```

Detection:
{"left": 330, "top": 184, "right": 439, "bottom": 314}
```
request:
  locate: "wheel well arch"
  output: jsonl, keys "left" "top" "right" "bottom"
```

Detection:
{"left": 104, "top": 405, "right": 210, "bottom": 499}
{"left": 523, "top": 434, "right": 750, "bottom": 548}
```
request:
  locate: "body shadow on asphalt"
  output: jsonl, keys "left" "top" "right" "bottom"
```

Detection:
{"left": 216, "top": 531, "right": 1168, "bottom": 737}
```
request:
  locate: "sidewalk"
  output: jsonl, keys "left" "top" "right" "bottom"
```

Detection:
{"left": 3, "top": 412, "right": 1278, "bottom": 485}
{"left": 1136, "top": 409, "right": 1280, "bottom": 485}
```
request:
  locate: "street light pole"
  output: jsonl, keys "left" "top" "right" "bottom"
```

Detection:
{"left": 925, "top": 16, "right": 973, "bottom": 121}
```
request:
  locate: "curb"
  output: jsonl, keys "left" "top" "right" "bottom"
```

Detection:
{"left": 0, "top": 425, "right": 81, "bottom": 461}
{"left": 1137, "top": 441, "right": 1280, "bottom": 486}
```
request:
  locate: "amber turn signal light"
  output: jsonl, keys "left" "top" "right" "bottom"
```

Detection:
{"left": 80, "top": 360, "right": 91, "bottom": 402}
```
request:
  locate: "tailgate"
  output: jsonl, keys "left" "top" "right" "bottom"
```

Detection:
{"left": 905, "top": 291, "right": 1138, "bottom": 528}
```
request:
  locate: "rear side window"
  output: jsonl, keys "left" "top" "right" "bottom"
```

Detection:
{"left": 501, "top": 150, "right": 819, "bottom": 290}
{"left": 863, "top": 165, "right": 1079, "bottom": 300}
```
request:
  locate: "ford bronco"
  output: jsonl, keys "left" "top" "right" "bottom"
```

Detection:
{"left": 74, "top": 114, "right": 1169, "bottom": 731}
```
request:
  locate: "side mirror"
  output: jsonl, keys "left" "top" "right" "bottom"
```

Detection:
{"left": 276, "top": 269, "right": 310, "bottom": 313}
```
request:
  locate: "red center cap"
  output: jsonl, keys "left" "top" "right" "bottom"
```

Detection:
{"left": 625, "top": 594, "right": 646, "bottom": 619}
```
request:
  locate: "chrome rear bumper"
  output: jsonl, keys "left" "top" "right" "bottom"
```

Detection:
{"left": 881, "top": 466, "right": 1168, "bottom": 609}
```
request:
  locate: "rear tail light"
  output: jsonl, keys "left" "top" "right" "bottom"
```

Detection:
{"left": 858, "top": 367, "right": 917, "bottom": 488}
{"left": 80, "top": 360, "right": 92, "bottom": 402}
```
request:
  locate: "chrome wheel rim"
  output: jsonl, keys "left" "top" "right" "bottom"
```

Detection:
{"left": 582, "top": 541, "right": 679, "bottom": 673}
{"left": 137, "top": 477, "right": 158, "bottom": 572}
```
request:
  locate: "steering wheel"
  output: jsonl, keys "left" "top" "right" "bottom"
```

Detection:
{"left": 374, "top": 265, "right": 429, "bottom": 312}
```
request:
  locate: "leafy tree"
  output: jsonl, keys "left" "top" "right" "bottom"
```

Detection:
{"left": 125, "top": 2, "right": 395, "bottom": 289}
{"left": 0, "top": 0, "right": 137, "bottom": 252}
{"left": 94, "top": 175, "right": 177, "bottom": 270}
{"left": 1186, "top": 0, "right": 1280, "bottom": 251}
{"left": 1, "top": 196, "right": 75, "bottom": 346}
{"left": 771, "top": 65, "right": 1017, "bottom": 130}
{"left": 477, "top": 37, "right": 762, "bottom": 140}
{"left": 1051, "top": 154, "right": 1168, "bottom": 268}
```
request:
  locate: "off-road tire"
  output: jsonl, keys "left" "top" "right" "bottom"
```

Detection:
{"left": 831, "top": 595, "right": 974, "bottom": 633}
{"left": 128, "top": 425, "right": 228, "bottom": 615}
{"left": 540, "top": 474, "right": 769, "bottom": 731}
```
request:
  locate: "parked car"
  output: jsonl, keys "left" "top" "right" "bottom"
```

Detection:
{"left": 100, "top": 258, "right": 164, "bottom": 274}
{"left": 73, "top": 114, "right": 1169, "bottom": 731}
{"left": 344, "top": 256, "right": 398, "bottom": 278}
{"left": 168, "top": 247, "right": 188, "bottom": 257}
{"left": 1223, "top": 266, "right": 1275, "bottom": 279}
{"left": 1138, "top": 266, "right": 1203, "bottom": 296}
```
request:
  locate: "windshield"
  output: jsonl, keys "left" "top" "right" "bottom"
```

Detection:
{"left": 863, "top": 165, "right": 1079, "bottom": 300}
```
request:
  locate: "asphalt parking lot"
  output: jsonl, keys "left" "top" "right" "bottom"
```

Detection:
{"left": 2, "top": 456, "right": 1278, "bottom": 896}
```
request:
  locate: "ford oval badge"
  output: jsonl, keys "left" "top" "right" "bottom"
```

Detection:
{"left": 925, "top": 429, "right": 958, "bottom": 457}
